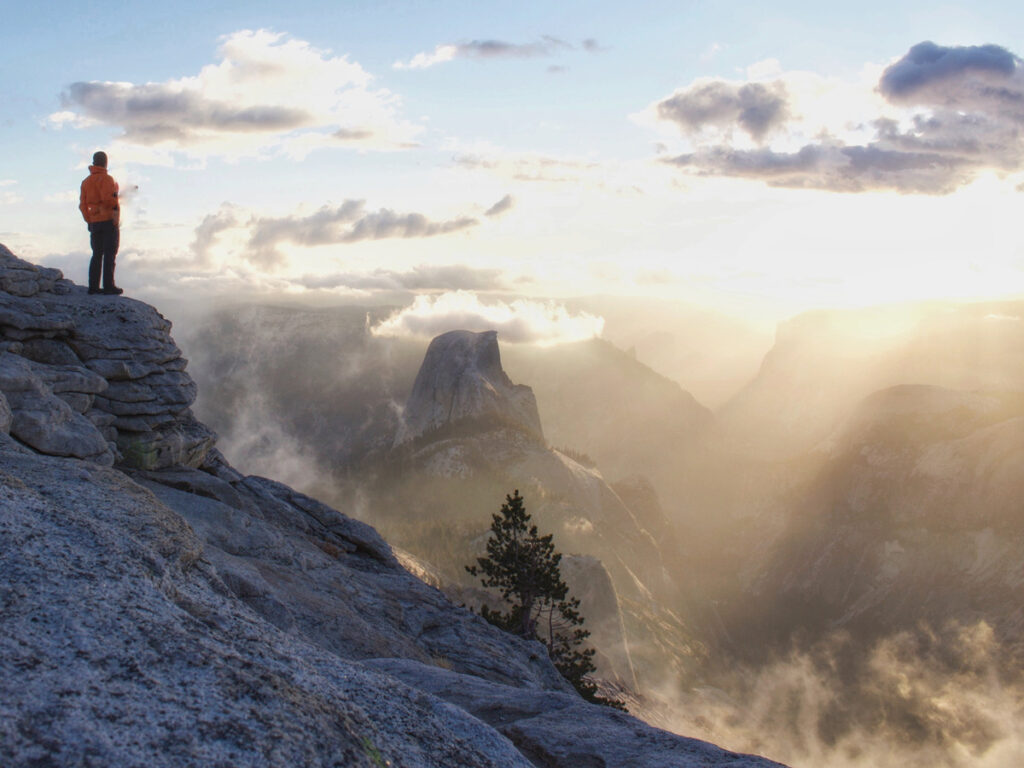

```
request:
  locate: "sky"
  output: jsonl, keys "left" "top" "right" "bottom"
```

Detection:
{"left": 2, "top": 0, "right": 1024, "bottom": 335}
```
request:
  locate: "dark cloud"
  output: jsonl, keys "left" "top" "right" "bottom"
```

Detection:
{"left": 484, "top": 194, "right": 515, "bottom": 217}
{"left": 333, "top": 127, "right": 374, "bottom": 141}
{"left": 246, "top": 200, "right": 479, "bottom": 267}
{"left": 295, "top": 264, "right": 506, "bottom": 292}
{"left": 63, "top": 82, "right": 311, "bottom": 144}
{"left": 665, "top": 143, "right": 973, "bottom": 194}
{"left": 582, "top": 39, "right": 605, "bottom": 53}
{"left": 656, "top": 41, "right": 1024, "bottom": 194}
{"left": 399, "top": 36, "right": 596, "bottom": 68}
{"left": 879, "top": 41, "right": 1021, "bottom": 106}
{"left": 657, "top": 81, "right": 790, "bottom": 141}
{"left": 456, "top": 36, "right": 571, "bottom": 59}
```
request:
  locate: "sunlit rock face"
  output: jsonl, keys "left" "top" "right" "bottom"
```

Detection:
{"left": 1, "top": 244, "right": 784, "bottom": 768}
{"left": 396, "top": 329, "right": 543, "bottom": 444}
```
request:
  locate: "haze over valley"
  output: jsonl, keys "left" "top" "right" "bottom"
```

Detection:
{"left": 178, "top": 293, "right": 1024, "bottom": 768}
{"left": 5, "top": 2, "right": 1024, "bottom": 765}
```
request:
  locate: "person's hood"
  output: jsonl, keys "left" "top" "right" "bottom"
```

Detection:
{"left": 88, "top": 165, "right": 107, "bottom": 174}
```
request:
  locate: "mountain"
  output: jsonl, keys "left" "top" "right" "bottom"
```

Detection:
{"left": 717, "top": 301, "right": 1024, "bottom": 458}
{"left": 161, "top": 287, "right": 1024, "bottom": 766}
{"left": 0, "top": 243, "right": 784, "bottom": 766}
{"left": 502, "top": 338, "right": 714, "bottom": 494}
{"left": 662, "top": 300, "right": 1024, "bottom": 624}
{"left": 730, "top": 384, "right": 1024, "bottom": 654}
{"left": 396, "top": 329, "right": 543, "bottom": 444}
{"left": 563, "top": 295, "right": 772, "bottom": 409}
{"left": 377, "top": 328, "right": 698, "bottom": 691}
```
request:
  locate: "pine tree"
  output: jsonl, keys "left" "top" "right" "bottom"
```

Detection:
{"left": 467, "top": 490, "right": 625, "bottom": 709}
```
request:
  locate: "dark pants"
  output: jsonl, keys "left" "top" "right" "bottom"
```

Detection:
{"left": 88, "top": 220, "right": 119, "bottom": 291}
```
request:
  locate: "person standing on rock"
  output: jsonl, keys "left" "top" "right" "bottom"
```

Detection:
{"left": 79, "top": 151, "right": 123, "bottom": 295}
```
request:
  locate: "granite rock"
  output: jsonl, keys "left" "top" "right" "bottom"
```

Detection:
{"left": 366, "top": 658, "right": 786, "bottom": 768}
{"left": 1, "top": 244, "right": 213, "bottom": 469}
{"left": 0, "top": 352, "right": 113, "bottom": 464}
{"left": 396, "top": 329, "right": 544, "bottom": 444}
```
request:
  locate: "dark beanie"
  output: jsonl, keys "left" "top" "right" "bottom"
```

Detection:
{"left": 93, "top": 151, "right": 108, "bottom": 168}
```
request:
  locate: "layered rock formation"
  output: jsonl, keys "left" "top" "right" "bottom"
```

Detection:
{"left": 1, "top": 245, "right": 783, "bottom": 767}
{"left": 0, "top": 244, "right": 213, "bottom": 469}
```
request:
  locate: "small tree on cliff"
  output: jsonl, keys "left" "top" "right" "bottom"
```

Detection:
{"left": 467, "top": 490, "right": 623, "bottom": 708}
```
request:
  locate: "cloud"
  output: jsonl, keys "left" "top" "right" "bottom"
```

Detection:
{"left": 44, "top": 190, "right": 79, "bottom": 204}
{"left": 650, "top": 41, "right": 1024, "bottom": 194}
{"left": 657, "top": 80, "right": 790, "bottom": 141}
{"left": 372, "top": 291, "right": 605, "bottom": 345}
{"left": 54, "top": 29, "right": 421, "bottom": 160}
{"left": 0, "top": 180, "right": 21, "bottom": 205}
{"left": 453, "top": 148, "right": 600, "bottom": 183}
{"left": 295, "top": 264, "right": 506, "bottom": 292}
{"left": 394, "top": 36, "right": 572, "bottom": 69}
{"left": 879, "top": 41, "right": 1021, "bottom": 108}
{"left": 657, "top": 622, "right": 1024, "bottom": 768}
{"left": 191, "top": 207, "right": 239, "bottom": 265}
{"left": 665, "top": 143, "right": 974, "bottom": 194}
{"left": 246, "top": 200, "right": 478, "bottom": 267}
{"left": 484, "top": 194, "right": 515, "bottom": 217}
{"left": 63, "top": 81, "right": 312, "bottom": 142}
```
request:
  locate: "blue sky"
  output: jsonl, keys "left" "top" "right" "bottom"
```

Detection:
{"left": 3, "top": 1, "right": 1023, "bottom": 335}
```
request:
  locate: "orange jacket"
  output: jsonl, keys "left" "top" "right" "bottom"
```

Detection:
{"left": 79, "top": 166, "right": 120, "bottom": 226}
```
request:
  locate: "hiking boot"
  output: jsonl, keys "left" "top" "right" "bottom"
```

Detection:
{"left": 88, "top": 288, "right": 101, "bottom": 295}
{"left": 101, "top": 286, "right": 124, "bottom": 295}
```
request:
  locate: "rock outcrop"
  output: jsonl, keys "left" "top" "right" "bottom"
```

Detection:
{"left": 0, "top": 244, "right": 213, "bottom": 469}
{"left": 1, "top": 244, "right": 784, "bottom": 767}
{"left": 396, "top": 329, "right": 543, "bottom": 444}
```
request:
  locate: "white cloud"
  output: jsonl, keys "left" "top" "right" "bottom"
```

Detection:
{"left": 0, "top": 180, "right": 21, "bottom": 205}
{"left": 53, "top": 29, "right": 422, "bottom": 162}
{"left": 394, "top": 44, "right": 459, "bottom": 70}
{"left": 372, "top": 291, "right": 605, "bottom": 345}
{"left": 450, "top": 141, "right": 604, "bottom": 184}
{"left": 45, "top": 190, "right": 79, "bottom": 204}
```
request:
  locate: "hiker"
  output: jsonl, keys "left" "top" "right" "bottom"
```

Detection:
{"left": 79, "top": 151, "right": 123, "bottom": 295}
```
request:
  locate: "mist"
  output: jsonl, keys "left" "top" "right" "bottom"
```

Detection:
{"left": 651, "top": 623, "right": 1024, "bottom": 768}
{"left": 171, "top": 291, "right": 1024, "bottom": 768}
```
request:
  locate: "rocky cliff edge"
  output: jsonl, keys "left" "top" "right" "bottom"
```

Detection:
{"left": 0, "top": 244, "right": 784, "bottom": 767}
